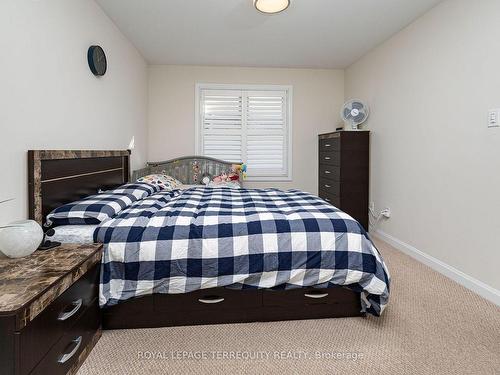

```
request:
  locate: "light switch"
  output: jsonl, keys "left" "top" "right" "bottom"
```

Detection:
{"left": 488, "top": 109, "right": 500, "bottom": 128}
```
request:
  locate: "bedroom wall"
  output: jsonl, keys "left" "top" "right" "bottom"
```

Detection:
{"left": 148, "top": 65, "right": 344, "bottom": 193}
{"left": 345, "top": 0, "right": 500, "bottom": 292}
{"left": 0, "top": 0, "right": 148, "bottom": 225}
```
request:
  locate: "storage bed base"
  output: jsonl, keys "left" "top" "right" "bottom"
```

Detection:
{"left": 102, "top": 286, "right": 364, "bottom": 329}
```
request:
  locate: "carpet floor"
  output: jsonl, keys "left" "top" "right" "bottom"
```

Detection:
{"left": 78, "top": 238, "right": 500, "bottom": 375}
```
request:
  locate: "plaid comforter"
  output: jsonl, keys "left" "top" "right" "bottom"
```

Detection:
{"left": 96, "top": 187, "right": 390, "bottom": 316}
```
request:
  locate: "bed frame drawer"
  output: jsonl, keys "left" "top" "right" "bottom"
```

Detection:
{"left": 263, "top": 287, "right": 359, "bottom": 307}
{"left": 154, "top": 288, "right": 262, "bottom": 312}
{"left": 260, "top": 286, "right": 363, "bottom": 322}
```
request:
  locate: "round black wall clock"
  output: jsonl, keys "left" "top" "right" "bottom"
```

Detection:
{"left": 87, "top": 45, "right": 107, "bottom": 76}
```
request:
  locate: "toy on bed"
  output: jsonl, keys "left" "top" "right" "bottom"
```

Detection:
{"left": 208, "top": 163, "right": 246, "bottom": 188}
{"left": 232, "top": 163, "right": 247, "bottom": 180}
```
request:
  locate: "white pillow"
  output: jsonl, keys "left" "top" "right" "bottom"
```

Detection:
{"left": 207, "top": 181, "right": 241, "bottom": 189}
{"left": 178, "top": 184, "right": 201, "bottom": 190}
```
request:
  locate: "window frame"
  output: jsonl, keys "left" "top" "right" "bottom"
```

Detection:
{"left": 195, "top": 83, "right": 293, "bottom": 182}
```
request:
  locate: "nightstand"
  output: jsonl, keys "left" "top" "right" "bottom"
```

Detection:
{"left": 0, "top": 244, "right": 102, "bottom": 375}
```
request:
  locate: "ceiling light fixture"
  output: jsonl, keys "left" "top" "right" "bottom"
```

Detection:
{"left": 253, "top": 0, "right": 290, "bottom": 14}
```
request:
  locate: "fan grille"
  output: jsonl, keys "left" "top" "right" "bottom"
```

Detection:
{"left": 341, "top": 99, "right": 369, "bottom": 127}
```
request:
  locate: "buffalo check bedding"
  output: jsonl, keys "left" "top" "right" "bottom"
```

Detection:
{"left": 46, "top": 193, "right": 138, "bottom": 227}
{"left": 45, "top": 182, "right": 160, "bottom": 227}
{"left": 95, "top": 187, "right": 390, "bottom": 316}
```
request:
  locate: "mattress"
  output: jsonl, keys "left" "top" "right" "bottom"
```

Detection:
{"left": 46, "top": 225, "right": 98, "bottom": 244}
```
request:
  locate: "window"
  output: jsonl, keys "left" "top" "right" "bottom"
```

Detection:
{"left": 196, "top": 84, "right": 292, "bottom": 181}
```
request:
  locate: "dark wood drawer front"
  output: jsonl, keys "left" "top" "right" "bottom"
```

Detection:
{"left": 319, "top": 165, "right": 340, "bottom": 180}
{"left": 117, "top": 289, "right": 264, "bottom": 328}
{"left": 19, "top": 265, "right": 99, "bottom": 375}
{"left": 318, "top": 190, "right": 340, "bottom": 207}
{"left": 154, "top": 288, "right": 262, "bottom": 312}
{"left": 319, "top": 136, "right": 340, "bottom": 152}
{"left": 102, "top": 295, "right": 154, "bottom": 330}
{"left": 319, "top": 180, "right": 339, "bottom": 196}
{"left": 319, "top": 151, "right": 340, "bottom": 166}
{"left": 263, "top": 287, "right": 358, "bottom": 307}
{"left": 31, "top": 301, "right": 100, "bottom": 375}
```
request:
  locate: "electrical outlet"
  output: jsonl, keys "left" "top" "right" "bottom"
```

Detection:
{"left": 381, "top": 208, "right": 391, "bottom": 218}
{"left": 488, "top": 109, "right": 500, "bottom": 128}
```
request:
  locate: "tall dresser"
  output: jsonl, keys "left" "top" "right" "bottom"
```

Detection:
{"left": 318, "top": 131, "right": 369, "bottom": 230}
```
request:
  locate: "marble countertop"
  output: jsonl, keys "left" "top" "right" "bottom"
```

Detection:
{"left": 0, "top": 243, "right": 102, "bottom": 327}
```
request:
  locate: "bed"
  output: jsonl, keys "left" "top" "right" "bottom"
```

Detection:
{"left": 28, "top": 150, "right": 390, "bottom": 329}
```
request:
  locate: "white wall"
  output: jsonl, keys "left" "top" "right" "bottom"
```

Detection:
{"left": 345, "top": 0, "right": 500, "bottom": 290}
{"left": 0, "top": 0, "right": 148, "bottom": 225}
{"left": 148, "top": 65, "right": 344, "bottom": 193}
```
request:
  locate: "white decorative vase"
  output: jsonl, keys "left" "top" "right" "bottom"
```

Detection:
{"left": 0, "top": 220, "right": 44, "bottom": 258}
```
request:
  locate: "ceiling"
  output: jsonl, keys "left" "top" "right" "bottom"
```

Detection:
{"left": 96, "top": 0, "right": 444, "bottom": 69}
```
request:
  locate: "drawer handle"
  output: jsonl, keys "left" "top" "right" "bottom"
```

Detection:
{"left": 304, "top": 292, "right": 329, "bottom": 299}
{"left": 324, "top": 170, "right": 331, "bottom": 174}
{"left": 324, "top": 144, "right": 331, "bottom": 147}
{"left": 324, "top": 198, "right": 331, "bottom": 202}
{"left": 198, "top": 297, "right": 225, "bottom": 304}
{"left": 324, "top": 184, "right": 331, "bottom": 188}
{"left": 324, "top": 157, "right": 331, "bottom": 160}
{"left": 58, "top": 336, "right": 82, "bottom": 364}
{"left": 58, "top": 299, "right": 83, "bottom": 321}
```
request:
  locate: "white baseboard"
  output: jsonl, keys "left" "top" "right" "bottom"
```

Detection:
{"left": 371, "top": 229, "right": 500, "bottom": 307}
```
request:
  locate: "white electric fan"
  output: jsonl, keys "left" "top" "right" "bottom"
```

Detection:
{"left": 341, "top": 99, "right": 370, "bottom": 130}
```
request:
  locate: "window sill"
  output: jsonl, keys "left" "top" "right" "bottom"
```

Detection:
{"left": 244, "top": 176, "right": 293, "bottom": 182}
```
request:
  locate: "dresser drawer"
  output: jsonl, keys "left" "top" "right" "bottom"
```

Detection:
{"left": 319, "top": 165, "right": 340, "bottom": 180}
{"left": 318, "top": 190, "right": 340, "bottom": 207}
{"left": 319, "top": 136, "right": 340, "bottom": 152}
{"left": 18, "top": 265, "right": 99, "bottom": 375}
{"left": 30, "top": 301, "right": 100, "bottom": 375}
{"left": 318, "top": 179, "right": 339, "bottom": 196}
{"left": 319, "top": 151, "right": 340, "bottom": 166}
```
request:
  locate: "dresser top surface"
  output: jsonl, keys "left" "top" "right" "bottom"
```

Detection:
{"left": 318, "top": 130, "right": 370, "bottom": 139}
{"left": 0, "top": 244, "right": 102, "bottom": 314}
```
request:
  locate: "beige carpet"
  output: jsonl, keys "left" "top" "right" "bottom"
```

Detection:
{"left": 78, "top": 239, "right": 500, "bottom": 375}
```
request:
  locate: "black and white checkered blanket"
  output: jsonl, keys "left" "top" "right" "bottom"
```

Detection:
{"left": 96, "top": 187, "right": 390, "bottom": 316}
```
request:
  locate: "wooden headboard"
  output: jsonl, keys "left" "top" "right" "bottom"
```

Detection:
{"left": 28, "top": 150, "right": 130, "bottom": 225}
{"left": 132, "top": 156, "right": 240, "bottom": 185}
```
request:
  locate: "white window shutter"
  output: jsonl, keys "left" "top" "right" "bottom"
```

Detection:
{"left": 201, "top": 90, "right": 243, "bottom": 162}
{"left": 246, "top": 90, "right": 287, "bottom": 177}
{"left": 198, "top": 85, "right": 291, "bottom": 180}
